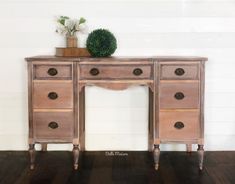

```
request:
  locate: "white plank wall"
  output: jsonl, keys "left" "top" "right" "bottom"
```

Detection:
{"left": 0, "top": 0, "right": 235, "bottom": 151}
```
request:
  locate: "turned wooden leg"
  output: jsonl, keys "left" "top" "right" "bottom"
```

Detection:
{"left": 41, "top": 143, "right": 47, "bottom": 152}
{"left": 73, "top": 145, "right": 79, "bottom": 170}
{"left": 197, "top": 145, "right": 204, "bottom": 170}
{"left": 29, "top": 144, "right": 35, "bottom": 170}
{"left": 186, "top": 144, "right": 192, "bottom": 153}
{"left": 153, "top": 144, "right": 160, "bottom": 170}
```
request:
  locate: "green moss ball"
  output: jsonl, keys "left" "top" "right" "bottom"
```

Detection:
{"left": 86, "top": 29, "right": 117, "bottom": 57}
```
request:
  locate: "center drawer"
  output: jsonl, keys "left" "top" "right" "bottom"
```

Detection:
{"left": 160, "top": 82, "right": 199, "bottom": 109}
{"left": 33, "top": 82, "right": 73, "bottom": 109}
{"left": 79, "top": 64, "right": 152, "bottom": 80}
{"left": 33, "top": 111, "right": 73, "bottom": 140}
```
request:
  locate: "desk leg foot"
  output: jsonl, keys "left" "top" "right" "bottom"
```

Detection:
{"left": 186, "top": 144, "right": 192, "bottom": 154}
{"left": 41, "top": 143, "right": 47, "bottom": 152}
{"left": 73, "top": 144, "right": 79, "bottom": 170}
{"left": 29, "top": 144, "right": 35, "bottom": 170}
{"left": 153, "top": 144, "right": 160, "bottom": 170}
{"left": 197, "top": 144, "right": 204, "bottom": 170}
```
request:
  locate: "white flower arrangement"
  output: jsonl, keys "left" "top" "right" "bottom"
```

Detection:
{"left": 56, "top": 16, "right": 88, "bottom": 36}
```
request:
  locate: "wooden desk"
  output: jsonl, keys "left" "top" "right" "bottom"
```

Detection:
{"left": 26, "top": 56, "right": 207, "bottom": 170}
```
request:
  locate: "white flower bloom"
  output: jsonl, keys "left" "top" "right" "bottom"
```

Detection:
{"left": 54, "top": 15, "right": 61, "bottom": 22}
{"left": 78, "top": 23, "right": 88, "bottom": 34}
{"left": 55, "top": 16, "right": 88, "bottom": 36}
{"left": 75, "top": 19, "right": 81, "bottom": 30}
{"left": 65, "top": 19, "right": 75, "bottom": 30}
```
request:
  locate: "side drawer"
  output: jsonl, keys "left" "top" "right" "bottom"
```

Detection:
{"left": 160, "top": 63, "right": 199, "bottom": 80}
{"left": 34, "top": 111, "right": 73, "bottom": 140}
{"left": 160, "top": 82, "right": 199, "bottom": 109}
{"left": 33, "top": 82, "right": 73, "bottom": 109}
{"left": 79, "top": 64, "right": 152, "bottom": 80}
{"left": 159, "top": 111, "right": 200, "bottom": 140}
{"left": 33, "top": 64, "right": 72, "bottom": 80}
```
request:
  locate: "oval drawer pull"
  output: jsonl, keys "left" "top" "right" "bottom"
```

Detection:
{"left": 48, "top": 92, "right": 58, "bottom": 100}
{"left": 133, "top": 68, "right": 143, "bottom": 76}
{"left": 90, "top": 68, "right": 99, "bottom": 76}
{"left": 174, "top": 92, "right": 185, "bottom": 100}
{"left": 48, "top": 122, "right": 59, "bottom": 129}
{"left": 174, "top": 121, "right": 184, "bottom": 129}
{"left": 175, "top": 68, "right": 185, "bottom": 76}
{"left": 47, "top": 68, "right": 58, "bottom": 76}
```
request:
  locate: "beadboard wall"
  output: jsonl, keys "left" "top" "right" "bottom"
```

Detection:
{"left": 0, "top": 0, "right": 235, "bottom": 151}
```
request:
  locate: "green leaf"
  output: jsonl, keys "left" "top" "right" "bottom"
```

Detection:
{"left": 79, "top": 17, "right": 86, "bottom": 24}
{"left": 58, "top": 16, "right": 70, "bottom": 25}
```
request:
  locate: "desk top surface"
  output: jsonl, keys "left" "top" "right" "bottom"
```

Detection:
{"left": 25, "top": 56, "right": 208, "bottom": 62}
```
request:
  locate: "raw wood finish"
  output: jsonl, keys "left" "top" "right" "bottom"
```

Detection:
{"left": 56, "top": 47, "right": 91, "bottom": 57}
{"left": 159, "top": 82, "right": 199, "bottom": 109}
{"left": 159, "top": 110, "right": 200, "bottom": 140}
{"left": 79, "top": 87, "right": 86, "bottom": 151}
{"left": 80, "top": 82, "right": 153, "bottom": 91}
{"left": 26, "top": 56, "right": 207, "bottom": 171}
{"left": 198, "top": 145, "right": 204, "bottom": 170}
{"left": 148, "top": 88, "right": 154, "bottom": 151}
{"left": 73, "top": 145, "right": 79, "bottom": 170}
{"left": 79, "top": 64, "right": 153, "bottom": 80}
{"left": 200, "top": 61, "right": 206, "bottom": 140}
{"left": 33, "top": 82, "right": 73, "bottom": 109}
{"left": 25, "top": 55, "right": 207, "bottom": 62}
{"left": 33, "top": 111, "right": 74, "bottom": 140}
{"left": 29, "top": 144, "right": 35, "bottom": 170}
{"left": 33, "top": 63, "right": 72, "bottom": 80}
{"left": 160, "top": 63, "right": 199, "bottom": 80}
{"left": 27, "top": 62, "right": 33, "bottom": 142}
{"left": 153, "top": 145, "right": 160, "bottom": 170}
{"left": 41, "top": 143, "right": 47, "bottom": 151}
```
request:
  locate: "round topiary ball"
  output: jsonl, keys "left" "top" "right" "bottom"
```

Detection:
{"left": 86, "top": 29, "right": 117, "bottom": 57}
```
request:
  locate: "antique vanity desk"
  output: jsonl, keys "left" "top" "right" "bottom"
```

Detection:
{"left": 26, "top": 56, "right": 207, "bottom": 170}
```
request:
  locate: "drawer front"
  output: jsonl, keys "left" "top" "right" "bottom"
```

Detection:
{"left": 33, "top": 82, "right": 73, "bottom": 109}
{"left": 34, "top": 112, "right": 73, "bottom": 140}
{"left": 159, "top": 111, "right": 200, "bottom": 140}
{"left": 160, "top": 82, "right": 199, "bottom": 109}
{"left": 33, "top": 64, "right": 72, "bottom": 80}
{"left": 160, "top": 64, "right": 199, "bottom": 80}
{"left": 79, "top": 64, "right": 152, "bottom": 80}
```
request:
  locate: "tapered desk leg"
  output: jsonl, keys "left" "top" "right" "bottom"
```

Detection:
{"left": 41, "top": 143, "right": 47, "bottom": 152}
{"left": 186, "top": 144, "right": 192, "bottom": 153}
{"left": 29, "top": 144, "right": 35, "bottom": 170}
{"left": 197, "top": 144, "right": 204, "bottom": 170}
{"left": 153, "top": 144, "right": 160, "bottom": 170}
{"left": 73, "top": 144, "right": 79, "bottom": 170}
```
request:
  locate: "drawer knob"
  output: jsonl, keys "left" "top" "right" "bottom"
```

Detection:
{"left": 48, "top": 122, "right": 59, "bottom": 129}
{"left": 175, "top": 68, "right": 185, "bottom": 76}
{"left": 133, "top": 68, "right": 143, "bottom": 76}
{"left": 47, "top": 68, "right": 58, "bottom": 76}
{"left": 90, "top": 68, "right": 99, "bottom": 76}
{"left": 174, "top": 92, "right": 185, "bottom": 100}
{"left": 174, "top": 121, "right": 184, "bottom": 129}
{"left": 48, "top": 92, "right": 58, "bottom": 100}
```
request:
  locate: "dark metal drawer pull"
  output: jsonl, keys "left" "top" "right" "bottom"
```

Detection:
{"left": 48, "top": 92, "right": 58, "bottom": 100}
{"left": 133, "top": 68, "right": 143, "bottom": 76}
{"left": 47, "top": 68, "right": 58, "bottom": 76}
{"left": 90, "top": 68, "right": 99, "bottom": 76}
{"left": 174, "top": 92, "right": 185, "bottom": 100}
{"left": 174, "top": 121, "right": 184, "bottom": 129}
{"left": 175, "top": 68, "right": 185, "bottom": 76}
{"left": 48, "top": 122, "right": 59, "bottom": 129}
